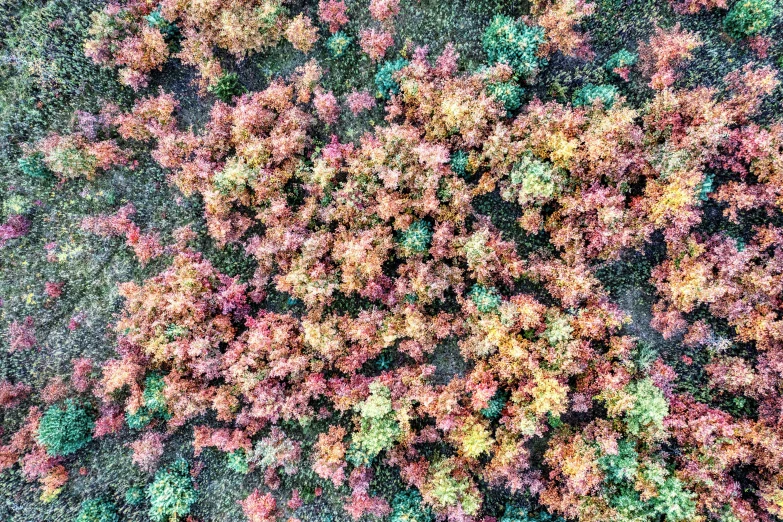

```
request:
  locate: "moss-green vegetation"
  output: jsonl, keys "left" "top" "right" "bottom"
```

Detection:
{"left": 469, "top": 284, "right": 502, "bottom": 313}
{"left": 390, "top": 489, "right": 433, "bottom": 522}
{"left": 605, "top": 49, "right": 638, "bottom": 74}
{"left": 487, "top": 80, "right": 524, "bottom": 112}
{"left": 347, "top": 382, "right": 401, "bottom": 466}
{"left": 326, "top": 32, "right": 353, "bottom": 58}
{"left": 375, "top": 58, "right": 409, "bottom": 99}
{"left": 624, "top": 379, "right": 669, "bottom": 437}
{"left": 482, "top": 14, "right": 545, "bottom": 79}
{"left": 75, "top": 498, "right": 119, "bottom": 522}
{"left": 399, "top": 220, "right": 433, "bottom": 255}
{"left": 126, "top": 373, "right": 170, "bottom": 430}
{"left": 208, "top": 72, "right": 247, "bottom": 103}
{"left": 38, "top": 399, "right": 94, "bottom": 456}
{"left": 723, "top": 0, "right": 776, "bottom": 39}
{"left": 573, "top": 83, "right": 619, "bottom": 108}
{"left": 147, "top": 459, "right": 197, "bottom": 522}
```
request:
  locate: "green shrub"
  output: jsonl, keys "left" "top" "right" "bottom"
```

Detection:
{"left": 651, "top": 476, "right": 696, "bottom": 521}
{"left": 573, "top": 84, "right": 619, "bottom": 108}
{"left": 500, "top": 506, "right": 534, "bottom": 522}
{"left": 75, "top": 498, "right": 118, "bottom": 522}
{"left": 47, "top": 144, "right": 99, "bottom": 179}
{"left": 375, "top": 58, "right": 409, "bottom": 99}
{"left": 226, "top": 448, "right": 250, "bottom": 474}
{"left": 18, "top": 152, "right": 52, "bottom": 179}
{"left": 3, "top": 194, "right": 29, "bottom": 216}
{"left": 502, "top": 153, "right": 560, "bottom": 206}
{"left": 145, "top": 9, "right": 180, "bottom": 48}
{"left": 698, "top": 173, "right": 714, "bottom": 201}
{"left": 326, "top": 32, "right": 353, "bottom": 58}
{"left": 427, "top": 460, "right": 481, "bottom": 516}
{"left": 624, "top": 379, "right": 668, "bottom": 437}
{"left": 631, "top": 341, "right": 658, "bottom": 371}
{"left": 403, "top": 293, "right": 419, "bottom": 304}
{"left": 390, "top": 489, "right": 433, "bottom": 522}
{"left": 437, "top": 177, "right": 453, "bottom": 202}
{"left": 347, "top": 383, "right": 401, "bottom": 466}
{"left": 374, "top": 350, "right": 394, "bottom": 371}
{"left": 480, "top": 389, "right": 509, "bottom": 420}
{"left": 717, "top": 505, "right": 743, "bottom": 522}
{"left": 125, "top": 486, "right": 144, "bottom": 506}
{"left": 449, "top": 150, "right": 469, "bottom": 178}
{"left": 602, "top": 455, "right": 698, "bottom": 522}
{"left": 609, "top": 486, "right": 656, "bottom": 520}
{"left": 127, "top": 373, "right": 170, "bottom": 430}
{"left": 399, "top": 220, "right": 432, "bottom": 255}
{"left": 208, "top": 72, "right": 247, "bottom": 103}
{"left": 501, "top": 505, "right": 565, "bottom": 522}
{"left": 605, "top": 49, "right": 638, "bottom": 75}
{"left": 487, "top": 81, "right": 524, "bottom": 112}
{"left": 723, "top": 0, "right": 776, "bottom": 38}
{"left": 469, "top": 284, "right": 502, "bottom": 313}
{"left": 212, "top": 157, "right": 256, "bottom": 198}
{"left": 598, "top": 439, "right": 638, "bottom": 484}
{"left": 542, "top": 312, "right": 573, "bottom": 346}
{"left": 483, "top": 15, "right": 545, "bottom": 79}
{"left": 147, "top": 459, "right": 197, "bottom": 522}
{"left": 165, "top": 324, "right": 188, "bottom": 341}
{"left": 38, "top": 399, "right": 94, "bottom": 456}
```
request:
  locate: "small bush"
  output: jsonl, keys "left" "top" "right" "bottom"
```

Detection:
{"left": 723, "top": 0, "right": 776, "bottom": 38}
{"left": 227, "top": 448, "right": 250, "bottom": 474}
{"left": 598, "top": 439, "right": 639, "bottom": 484}
{"left": 651, "top": 476, "right": 696, "bottom": 521}
{"left": 212, "top": 158, "right": 255, "bottom": 197}
{"left": 449, "top": 150, "right": 469, "bottom": 178}
{"left": 4, "top": 194, "right": 29, "bottom": 216}
{"left": 326, "top": 31, "right": 353, "bottom": 57}
{"left": 347, "top": 383, "right": 401, "bottom": 466}
{"left": 125, "top": 486, "right": 144, "bottom": 506}
{"left": 605, "top": 49, "right": 638, "bottom": 78}
{"left": 75, "top": 498, "right": 119, "bottom": 522}
{"left": 18, "top": 152, "right": 52, "bottom": 178}
{"left": 542, "top": 313, "right": 573, "bottom": 346}
{"left": 500, "top": 152, "right": 562, "bottom": 208}
{"left": 487, "top": 81, "right": 524, "bottom": 112}
{"left": 624, "top": 379, "right": 669, "bottom": 437}
{"left": 147, "top": 459, "right": 197, "bottom": 522}
{"left": 390, "top": 489, "right": 433, "bottom": 522}
{"left": 698, "top": 173, "right": 714, "bottom": 201}
{"left": 469, "top": 285, "right": 501, "bottom": 313}
{"left": 38, "top": 399, "right": 94, "bottom": 456}
{"left": 145, "top": 9, "right": 181, "bottom": 48}
{"left": 573, "top": 84, "right": 619, "bottom": 108}
{"left": 480, "top": 389, "right": 509, "bottom": 420}
{"left": 399, "top": 220, "right": 432, "bottom": 255}
{"left": 44, "top": 141, "right": 99, "bottom": 179}
{"left": 426, "top": 459, "right": 481, "bottom": 516}
{"left": 208, "top": 73, "right": 247, "bottom": 103}
{"left": 375, "top": 58, "right": 409, "bottom": 99}
{"left": 483, "top": 15, "right": 545, "bottom": 79}
{"left": 126, "top": 373, "right": 170, "bottom": 430}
